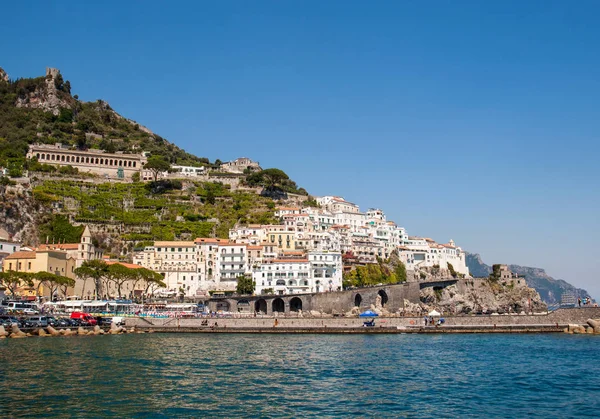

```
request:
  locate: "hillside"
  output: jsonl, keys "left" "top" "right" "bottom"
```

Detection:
{"left": 466, "top": 252, "right": 592, "bottom": 306}
{"left": 0, "top": 67, "right": 210, "bottom": 172}
{"left": 0, "top": 66, "right": 309, "bottom": 255}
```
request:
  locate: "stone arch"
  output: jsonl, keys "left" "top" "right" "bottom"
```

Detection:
{"left": 378, "top": 289, "right": 388, "bottom": 306}
{"left": 255, "top": 298, "right": 267, "bottom": 314}
{"left": 216, "top": 300, "right": 230, "bottom": 312}
{"left": 36, "top": 153, "right": 40, "bottom": 159}
{"left": 61, "top": 155, "right": 65, "bottom": 161}
{"left": 272, "top": 298, "right": 285, "bottom": 313}
{"left": 86, "top": 157, "right": 89, "bottom": 163}
{"left": 288, "top": 280, "right": 296, "bottom": 286}
{"left": 237, "top": 299, "right": 250, "bottom": 312}
{"left": 133, "top": 162, "right": 136, "bottom": 168}
{"left": 100, "top": 159, "right": 104, "bottom": 165}
{"left": 290, "top": 297, "right": 302, "bottom": 312}
{"left": 354, "top": 294, "right": 362, "bottom": 307}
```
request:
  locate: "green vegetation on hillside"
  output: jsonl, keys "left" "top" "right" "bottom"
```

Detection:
{"left": 0, "top": 73, "right": 210, "bottom": 171}
{"left": 33, "top": 180, "right": 279, "bottom": 241}
{"left": 343, "top": 253, "right": 407, "bottom": 288}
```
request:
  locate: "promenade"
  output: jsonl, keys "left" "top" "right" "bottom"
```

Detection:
{"left": 125, "top": 307, "right": 600, "bottom": 334}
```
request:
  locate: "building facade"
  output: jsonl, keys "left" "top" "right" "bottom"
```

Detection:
{"left": 27, "top": 144, "right": 146, "bottom": 179}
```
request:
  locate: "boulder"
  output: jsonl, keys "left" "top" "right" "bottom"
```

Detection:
{"left": 0, "top": 325, "right": 8, "bottom": 337}
{"left": 11, "top": 325, "right": 27, "bottom": 337}
{"left": 586, "top": 327, "right": 594, "bottom": 334}
{"left": 310, "top": 310, "right": 321, "bottom": 317}
{"left": 38, "top": 329, "right": 49, "bottom": 337}
{"left": 586, "top": 319, "right": 600, "bottom": 329}
{"left": 78, "top": 327, "right": 87, "bottom": 336}
{"left": 46, "top": 326, "right": 61, "bottom": 336}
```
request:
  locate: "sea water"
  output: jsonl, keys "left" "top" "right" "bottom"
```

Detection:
{"left": 1, "top": 333, "right": 598, "bottom": 418}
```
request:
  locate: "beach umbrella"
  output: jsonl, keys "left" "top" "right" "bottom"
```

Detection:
{"left": 359, "top": 310, "right": 379, "bottom": 317}
{"left": 428, "top": 309, "right": 441, "bottom": 316}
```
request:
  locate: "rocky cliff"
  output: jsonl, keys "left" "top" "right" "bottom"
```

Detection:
{"left": 466, "top": 252, "right": 591, "bottom": 306}
{"left": 418, "top": 278, "right": 547, "bottom": 315}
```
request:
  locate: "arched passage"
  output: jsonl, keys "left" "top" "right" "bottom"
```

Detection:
{"left": 237, "top": 299, "right": 250, "bottom": 313}
{"left": 255, "top": 299, "right": 267, "bottom": 314}
{"left": 272, "top": 298, "right": 285, "bottom": 313}
{"left": 354, "top": 294, "right": 362, "bottom": 307}
{"left": 290, "top": 297, "right": 303, "bottom": 312}
{"left": 378, "top": 290, "right": 388, "bottom": 306}
{"left": 216, "top": 301, "right": 230, "bottom": 312}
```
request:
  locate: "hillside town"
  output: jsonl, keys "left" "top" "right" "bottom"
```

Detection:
{"left": 1, "top": 170, "right": 469, "bottom": 299}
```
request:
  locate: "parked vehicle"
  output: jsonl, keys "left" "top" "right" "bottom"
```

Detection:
{"left": 70, "top": 312, "right": 97, "bottom": 325}
{"left": 27, "top": 316, "right": 48, "bottom": 327}
{"left": 0, "top": 316, "right": 22, "bottom": 328}
{"left": 111, "top": 317, "right": 125, "bottom": 326}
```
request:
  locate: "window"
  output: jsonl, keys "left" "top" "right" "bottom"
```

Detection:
{"left": 28, "top": 262, "right": 31, "bottom": 270}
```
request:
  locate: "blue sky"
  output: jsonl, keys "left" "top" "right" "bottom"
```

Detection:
{"left": 2, "top": 1, "right": 599, "bottom": 297}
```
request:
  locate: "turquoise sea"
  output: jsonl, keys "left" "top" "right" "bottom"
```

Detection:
{"left": 1, "top": 333, "right": 598, "bottom": 418}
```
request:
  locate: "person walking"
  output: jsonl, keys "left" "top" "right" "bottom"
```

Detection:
{"left": 578, "top": 297, "right": 582, "bottom": 307}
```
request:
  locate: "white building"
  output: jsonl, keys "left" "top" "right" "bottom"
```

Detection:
{"left": 316, "top": 196, "right": 360, "bottom": 214}
{"left": 0, "top": 228, "right": 20, "bottom": 271}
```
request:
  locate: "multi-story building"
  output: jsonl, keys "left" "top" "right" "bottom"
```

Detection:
{"left": 27, "top": 144, "right": 146, "bottom": 179}
{"left": 0, "top": 228, "right": 21, "bottom": 271}
{"left": 2, "top": 248, "right": 76, "bottom": 299}
{"left": 221, "top": 157, "right": 261, "bottom": 174}
{"left": 37, "top": 226, "right": 102, "bottom": 268}
{"left": 316, "top": 196, "right": 360, "bottom": 214}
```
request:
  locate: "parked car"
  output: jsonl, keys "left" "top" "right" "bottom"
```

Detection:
{"left": 70, "top": 312, "right": 97, "bottom": 326}
{"left": 46, "top": 316, "right": 60, "bottom": 327}
{"left": 96, "top": 317, "right": 112, "bottom": 326}
{"left": 57, "top": 318, "right": 74, "bottom": 327}
{"left": 111, "top": 317, "right": 125, "bottom": 326}
{"left": 27, "top": 316, "right": 48, "bottom": 327}
{"left": 0, "top": 316, "right": 21, "bottom": 328}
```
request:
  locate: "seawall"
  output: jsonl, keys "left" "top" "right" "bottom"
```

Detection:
{"left": 124, "top": 307, "right": 600, "bottom": 334}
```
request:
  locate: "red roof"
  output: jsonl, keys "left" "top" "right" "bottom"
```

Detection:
{"left": 105, "top": 261, "right": 144, "bottom": 270}
{"left": 5, "top": 251, "right": 37, "bottom": 260}
{"left": 38, "top": 243, "right": 80, "bottom": 251}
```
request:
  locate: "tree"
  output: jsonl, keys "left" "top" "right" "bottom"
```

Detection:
{"left": 131, "top": 268, "right": 165, "bottom": 302}
{"left": 144, "top": 156, "right": 171, "bottom": 181}
{"left": 246, "top": 168, "right": 289, "bottom": 189}
{"left": 38, "top": 215, "right": 84, "bottom": 244}
{"left": 35, "top": 272, "right": 75, "bottom": 301}
{"left": 75, "top": 131, "right": 87, "bottom": 150}
{"left": 394, "top": 261, "right": 407, "bottom": 283}
{"left": 0, "top": 271, "right": 33, "bottom": 297}
{"left": 106, "top": 264, "right": 138, "bottom": 299}
{"left": 236, "top": 275, "right": 255, "bottom": 295}
{"left": 76, "top": 260, "right": 109, "bottom": 299}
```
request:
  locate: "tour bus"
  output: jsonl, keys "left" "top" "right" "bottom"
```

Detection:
{"left": 4, "top": 301, "right": 40, "bottom": 314}
{"left": 82, "top": 300, "right": 139, "bottom": 316}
